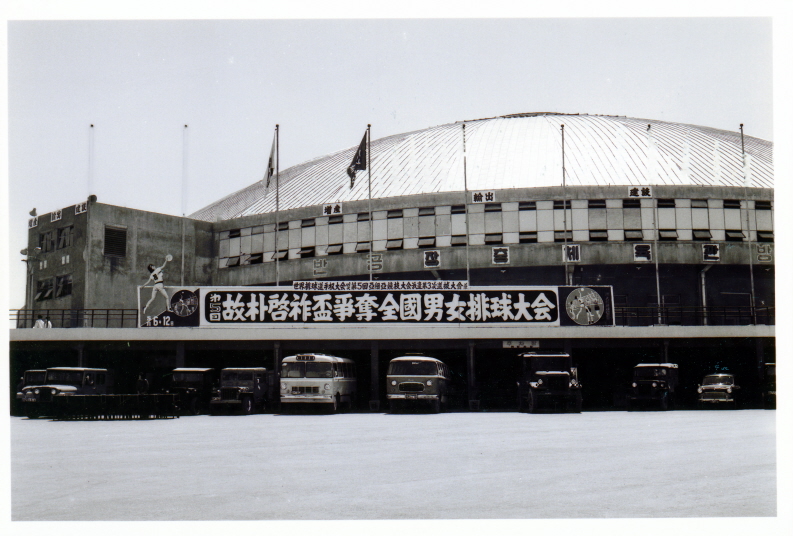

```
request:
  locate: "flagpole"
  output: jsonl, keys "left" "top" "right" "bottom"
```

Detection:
{"left": 740, "top": 124, "right": 756, "bottom": 324}
{"left": 275, "top": 124, "right": 280, "bottom": 286}
{"left": 181, "top": 124, "right": 188, "bottom": 286}
{"left": 462, "top": 122, "right": 470, "bottom": 284}
{"left": 367, "top": 124, "right": 373, "bottom": 282}
{"left": 648, "top": 124, "right": 663, "bottom": 325}
{"left": 561, "top": 124, "right": 569, "bottom": 285}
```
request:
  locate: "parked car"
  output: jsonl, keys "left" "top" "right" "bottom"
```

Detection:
{"left": 169, "top": 368, "right": 216, "bottom": 415}
{"left": 210, "top": 368, "right": 272, "bottom": 414}
{"left": 19, "top": 367, "right": 114, "bottom": 418}
{"left": 697, "top": 373, "right": 740, "bottom": 408}
{"left": 627, "top": 363, "right": 678, "bottom": 410}
{"left": 516, "top": 352, "right": 582, "bottom": 413}
{"left": 386, "top": 355, "right": 453, "bottom": 413}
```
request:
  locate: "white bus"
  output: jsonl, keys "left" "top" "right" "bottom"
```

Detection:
{"left": 280, "top": 354, "right": 357, "bottom": 412}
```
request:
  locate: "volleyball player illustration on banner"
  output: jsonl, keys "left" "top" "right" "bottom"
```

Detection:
{"left": 143, "top": 254, "right": 173, "bottom": 314}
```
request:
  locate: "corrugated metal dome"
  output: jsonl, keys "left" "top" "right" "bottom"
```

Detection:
{"left": 190, "top": 113, "right": 773, "bottom": 222}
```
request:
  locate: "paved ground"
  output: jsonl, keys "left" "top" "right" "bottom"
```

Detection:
{"left": 10, "top": 409, "right": 775, "bottom": 521}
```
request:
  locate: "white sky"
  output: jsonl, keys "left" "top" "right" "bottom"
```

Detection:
{"left": 5, "top": 16, "right": 778, "bottom": 309}
{"left": 2, "top": 3, "right": 793, "bottom": 535}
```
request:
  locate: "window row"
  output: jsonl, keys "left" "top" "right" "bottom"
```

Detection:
{"left": 38, "top": 226, "right": 74, "bottom": 253}
{"left": 35, "top": 274, "right": 72, "bottom": 301}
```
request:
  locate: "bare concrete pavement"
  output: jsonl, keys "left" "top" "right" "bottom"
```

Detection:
{"left": 11, "top": 410, "right": 775, "bottom": 521}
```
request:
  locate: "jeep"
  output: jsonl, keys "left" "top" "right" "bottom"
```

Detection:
{"left": 627, "top": 363, "right": 678, "bottom": 410}
{"left": 210, "top": 368, "right": 271, "bottom": 415}
{"left": 20, "top": 367, "right": 113, "bottom": 418}
{"left": 516, "top": 353, "right": 582, "bottom": 413}
{"left": 169, "top": 368, "right": 216, "bottom": 415}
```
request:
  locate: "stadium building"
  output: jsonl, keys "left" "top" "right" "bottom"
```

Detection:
{"left": 11, "top": 113, "right": 775, "bottom": 409}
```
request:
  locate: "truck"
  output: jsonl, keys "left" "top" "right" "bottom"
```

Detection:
{"left": 627, "top": 363, "right": 678, "bottom": 410}
{"left": 210, "top": 368, "right": 272, "bottom": 415}
{"left": 168, "top": 368, "right": 217, "bottom": 415}
{"left": 516, "top": 352, "right": 582, "bottom": 413}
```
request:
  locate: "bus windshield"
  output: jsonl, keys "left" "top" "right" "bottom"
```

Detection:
{"left": 281, "top": 362, "right": 333, "bottom": 378}
{"left": 388, "top": 361, "right": 437, "bottom": 376}
{"left": 703, "top": 375, "right": 733, "bottom": 385}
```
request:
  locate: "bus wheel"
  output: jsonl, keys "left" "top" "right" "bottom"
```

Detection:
{"left": 241, "top": 396, "right": 253, "bottom": 415}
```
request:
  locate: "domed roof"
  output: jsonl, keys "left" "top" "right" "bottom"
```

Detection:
{"left": 190, "top": 113, "right": 773, "bottom": 222}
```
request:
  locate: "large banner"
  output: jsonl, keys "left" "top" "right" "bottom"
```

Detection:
{"left": 138, "top": 282, "right": 614, "bottom": 328}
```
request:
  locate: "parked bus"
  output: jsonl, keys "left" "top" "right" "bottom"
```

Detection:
{"left": 386, "top": 356, "right": 453, "bottom": 413}
{"left": 280, "top": 354, "right": 357, "bottom": 413}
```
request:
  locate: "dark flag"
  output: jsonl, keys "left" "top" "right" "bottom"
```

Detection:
{"left": 347, "top": 132, "right": 367, "bottom": 188}
{"left": 264, "top": 135, "right": 276, "bottom": 188}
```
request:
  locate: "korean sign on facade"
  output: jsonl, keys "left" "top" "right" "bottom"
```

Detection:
{"left": 138, "top": 284, "right": 614, "bottom": 327}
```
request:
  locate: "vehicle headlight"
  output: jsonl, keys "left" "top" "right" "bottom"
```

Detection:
{"left": 537, "top": 378, "right": 543, "bottom": 385}
{"left": 727, "top": 387, "right": 732, "bottom": 394}
{"left": 391, "top": 380, "right": 397, "bottom": 386}
{"left": 631, "top": 382, "right": 637, "bottom": 388}
{"left": 34, "top": 389, "right": 40, "bottom": 394}
{"left": 697, "top": 386, "right": 703, "bottom": 393}
{"left": 51, "top": 389, "right": 58, "bottom": 395}
{"left": 427, "top": 380, "right": 433, "bottom": 386}
{"left": 324, "top": 384, "right": 330, "bottom": 390}
{"left": 280, "top": 382, "right": 286, "bottom": 390}
{"left": 652, "top": 382, "right": 657, "bottom": 388}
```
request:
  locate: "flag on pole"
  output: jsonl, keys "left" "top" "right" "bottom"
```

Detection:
{"left": 347, "top": 131, "right": 368, "bottom": 188}
{"left": 264, "top": 134, "right": 276, "bottom": 188}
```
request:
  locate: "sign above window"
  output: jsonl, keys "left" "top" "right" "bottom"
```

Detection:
{"left": 322, "top": 203, "right": 343, "bottom": 216}
{"left": 628, "top": 187, "right": 653, "bottom": 198}
{"left": 471, "top": 191, "right": 495, "bottom": 203}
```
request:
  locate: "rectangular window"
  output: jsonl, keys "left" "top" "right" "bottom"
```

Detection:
{"left": 418, "top": 207, "right": 435, "bottom": 216}
{"left": 757, "top": 231, "right": 774, "bottom": 242}
{"left": 355, "top": 242, "right": 371, "bottom": 252}
{"left": 228, "top": 229, "right": 241, "bottom": 238}
{"left": 554, "top": 231, "right": 572, "bottom": 242}
{"left": 692, "top": 229, "right": 712, "bottom": 241}
{"left": 36, "top": 278, "right": 54, "bottom": 301}
{"left": 484, "top": 233, "right": 503, "bottom": 244}
{"left": 519, "top": 231, "right": 537, "bottom": 243}
{"left": 226, "top": 256, "right": 241, "bottom": 267}
{"left": 247, "top": 253, "right": 264, "bottom": 265}
{"left": 103, "top": 226, "right": 127, "bottom": 257}
{"left": 624, "top": 230, "right": 644, "bottom": 241}
{"left": 518, "top": 201, "right": 536, "bottom": 211}
{"left": 588, "top": 200, "right": 607, "bottom": 209}
{"left": 450, "top": 235, "right": 467, "bottom": 246}
{"left": 553, "top": 200, "right": 572, "bottom": 209}
{"left": 298, "top": 247, "right": 316, "bottom": 258}
{"left": 357, "top": 212, "right": 370, "bottom": 222}
{"left": 484, "top": 203, "right": 502, "bottom": 213}
{"left": 725, "top": 230, "right": 745, "bottom": 241}
{"left": 326, "top": 244, "right": 343, "bottom": 255}
{"left": 55, "top": 274, "right": 73, "bottom": 298}
{"left": 418, "top": 237, "right": 436, "bottom": 248}
{"left": 272, "top": 251, "right": 288, "bottom": 260}
{"left": 387, "top": 209, "right": 403, "bottom": 219}
{"left": 755, "top": 200, "right": 772, "bottom": 210}
{"left": 589, "top": 230, "right": 608, "bottom": 241}
{"left": 39, "top": 230, "right": 56, "bottom": 253}
{"left": 386, "top": 239, "right": 403, "bottom": 250}
{"left": 657, "top": 199, "right": 676, "bottom": 208}
{"left": 57, "top": 226, "right": 74, "bottom": 249}
{"left": 277, "top": 222, "right": 289, "bottom": 231}
{"left": 623, "top": 199, "right": 641, "bottom": 208}
{"left": 691, "top": 199, "right": 708, "bottom": 208}
{"left": 301, "top": 219, "right": 316, "bottom": 228}
{"left": 451, "top": 205, "right": 466, "bottom": 214}
{"left": 658, "top": 229, "right": 678, "bottom": 241}
{"left": 329, "top": 215, "right": 344, "bottom": 224}
{"left": 723, "top": 199, "right": 741, "bottom": 209}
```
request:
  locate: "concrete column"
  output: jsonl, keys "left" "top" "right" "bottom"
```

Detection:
{"left": 175, "top": 341, "right": 185, "bottom": 368}
{"left": 663, "top": 340, "right": 669, "bottom": 362}
{"left": 369, "top": 341, "right": 380, "bottom": 411}
{"left": 76, "top": 342, "right": 85, "bottom": 367}
{"left": 756, "top": 338, "right": 765, "bottom": 407}
{"left": 273, "top": 341, "right": 282, "bottom": 409}
{"left": 467, "top": 341, "right": 478, "bottom": 410}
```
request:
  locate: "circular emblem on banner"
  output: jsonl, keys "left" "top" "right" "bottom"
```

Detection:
{"left": 565, "top": 287, "right": 605, "bottom": 325}
{"left": 170, "top": 290, "right": 199, "bottom": 317}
